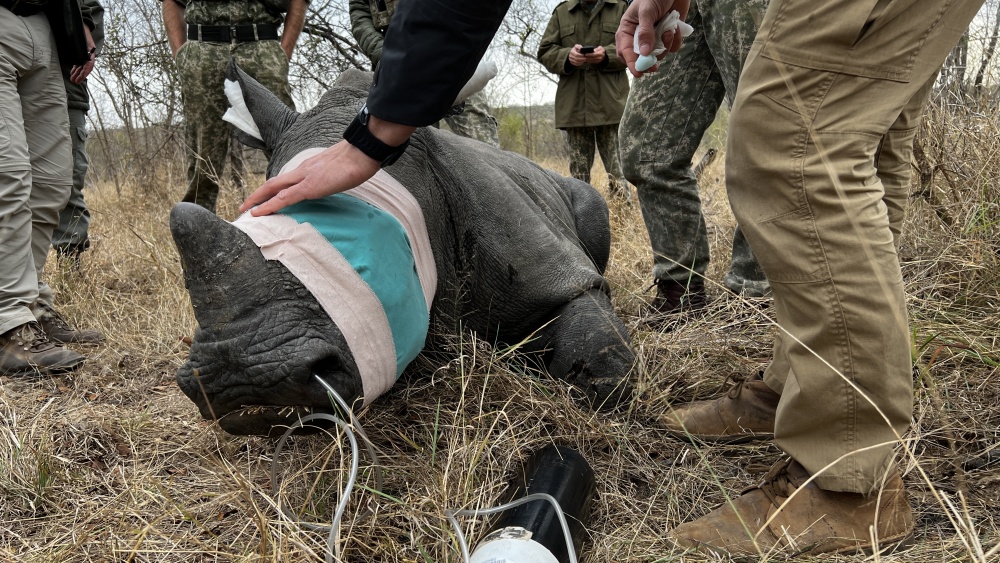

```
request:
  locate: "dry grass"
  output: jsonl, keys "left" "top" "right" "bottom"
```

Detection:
{"left": 2, "top": 109, "right": 998, "bottom": 562}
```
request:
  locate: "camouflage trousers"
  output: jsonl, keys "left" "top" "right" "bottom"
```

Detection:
{"left": 444, "top": 91, "right": 500, "bottom": 147}
{"left": 566, "top": 124, "right": 629, "bottom": 200}
{"left": 175, "top": 38, "right": 293, "bottom": 213}
{"left": 52, "top": 106, "right": 91, "bottom": 255}
{"left": 620, "top": 0, "right": 770, "bottom": 297}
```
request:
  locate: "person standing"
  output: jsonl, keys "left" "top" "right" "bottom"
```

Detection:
{"left": 619, "top": 0, "right": 769, "bottom": 318}
{"left": 537, "top": 0, "right": 631, "bottom": 201}
{"left": 52, "top": 0, "right": 104, "bottom": 265}
{"left": 162, "top": 0, "right": 308, "bottom": 213}
{"left": 348, "top": 0, "right": 501, "bottom": 147}
{"left": 619, "top": 0, "right": 982, "bottom": 556}
{"left": 1, "top": 0, "right": 105, "bottom": 376}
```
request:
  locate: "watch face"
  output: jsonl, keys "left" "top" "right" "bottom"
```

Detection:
{"left": 358, "top": 105, "right": 370, "bottom": 126}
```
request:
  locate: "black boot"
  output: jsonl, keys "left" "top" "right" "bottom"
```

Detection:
{"left": 645, "top": 277, "right": 707, "bottom": 329}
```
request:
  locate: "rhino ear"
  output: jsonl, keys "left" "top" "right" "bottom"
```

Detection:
{"left": 223, "top": 59, "right": 299, "bottom": 152}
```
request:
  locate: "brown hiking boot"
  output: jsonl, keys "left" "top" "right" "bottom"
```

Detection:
{"left": 668, "top": 458, "right": 915, "bottom": 557}
{"left": 1, "top": 321, "right": 85, "bottom": 376}
{"left": 661, "top": 372, "right": 778, "bottom": 443}
{"left": 36, "top": 302, "right": 105, "bottom": 345}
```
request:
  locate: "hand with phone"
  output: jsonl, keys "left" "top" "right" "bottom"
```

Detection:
{"left": 569, "top": 44, "right": 607, "bottom": 68}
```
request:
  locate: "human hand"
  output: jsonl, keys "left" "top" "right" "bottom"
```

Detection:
{"left": 69, "top": 26, "right": 96, "bottom": 84}
{"left": 239, "top": 140, "right": 382, "bottom": 216}
{"left": 616, "top": 0, "right": 690, "bottom": 77}
{"left": 567, "top": 44, "right": 588, "bottom": 67}
{"left": 586, "top": 45, "right": 607, "bottom": 64}
{"left": 69, "top": 51, "right": 95, "bottom": 84}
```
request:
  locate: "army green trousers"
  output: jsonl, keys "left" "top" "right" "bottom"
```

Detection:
{"left": 52, "top": 106, "right": 92, "bottom": 255}
{"left": 0, "top": 11, "right": 70, "bottom": 336}
{"left": 175, "top": 38, "right": 293, "bottom": 213}
{"left": 620, "top": 0, "right": 770, "bottom": 296}
{"left": 729, "top": 0, "right": 982, "bottom": 492}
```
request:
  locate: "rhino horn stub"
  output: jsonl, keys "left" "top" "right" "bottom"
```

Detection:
{"left": 225, "top": 59, "right": 299, "bottom": 153}
{"left": 169, "top": 202, "right": 267, "bottom": 327}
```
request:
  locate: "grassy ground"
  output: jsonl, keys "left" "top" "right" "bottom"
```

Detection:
{"left": 1, "top": 105, "right": 998, "bottom": 562}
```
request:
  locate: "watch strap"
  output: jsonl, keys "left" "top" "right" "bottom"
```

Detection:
{"left": 343, "top": 110, "right": 410, "bottom": 167}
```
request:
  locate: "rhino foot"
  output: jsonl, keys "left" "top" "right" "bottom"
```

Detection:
{"left": 530, "top": 288, "right": 636, "bottom": 411}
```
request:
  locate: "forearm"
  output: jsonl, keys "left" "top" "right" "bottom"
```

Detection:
{"left": 349, "top": 0, "right": 385, "bottom": 63}
{"left": 88, "top": 0, "right": 106, "bottom": 55}
{"left": 366, "top": 0, "right": 512, "bottom": 127}
{"left": 281, "top": 0, "right": 307, "bottom": 58}
{"left": 163, "top": 0, "right": 187, "bottom": 56}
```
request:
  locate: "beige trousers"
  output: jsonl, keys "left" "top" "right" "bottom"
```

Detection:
{"left": 727, "top": 0, "right": 983, "bottom": 492}
{"left": 0, "top": 10, "right": 72, "bottom": 335}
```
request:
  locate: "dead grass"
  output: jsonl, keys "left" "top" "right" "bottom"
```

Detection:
{"left": 1, "top": 112, "right": 998, "bottom": 562}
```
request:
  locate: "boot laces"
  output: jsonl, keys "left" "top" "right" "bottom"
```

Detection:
{"left": 39, "top": 303, "right": 73, "bottom": 331}
{"left": 719, "top": 370, "right": 766, "bottom": 399}
{"left": 758, "top": 458, "right": 796, "bottom": 508}
{"left": 719, "top": 373, "right": 748, "bottom": 399}
{"left": 10, "top": 322, "right": 57, "bottom": 353}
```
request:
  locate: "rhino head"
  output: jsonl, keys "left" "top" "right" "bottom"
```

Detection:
{"left": 171, "top": 202, "right": 364, "bottom": 435}
{"left": 171, "top": 64, "right": 372, "bottom": 435}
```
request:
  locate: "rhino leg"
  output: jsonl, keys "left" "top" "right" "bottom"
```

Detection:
{"left": 548, "top": 172, "right": 611, "bottom": 274}
{"left": 526, "top": 288, "right": 635, "bottom": 411}
{"left": 170, "top": 203, "right": 363, "bottom": 435}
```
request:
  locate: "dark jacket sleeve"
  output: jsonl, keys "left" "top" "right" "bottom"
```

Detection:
{"left": 81, "top": 0, "right": 105, "bottom": 55}
{"left": 365, "top": 0, "right": 512, "bottom": 127}
{"left": 349, "top": 0, "right": 384, "bottom": 67}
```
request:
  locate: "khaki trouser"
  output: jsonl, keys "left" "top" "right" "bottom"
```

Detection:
{"left": 0, "top": 10, "right": 72, "bottom": 336}
{"left": 729, "top": 0, "right": 983, "bottom": 493}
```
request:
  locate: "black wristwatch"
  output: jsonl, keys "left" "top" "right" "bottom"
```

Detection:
{"left": 343, "top": 105, "right": 410, "bottom": 167}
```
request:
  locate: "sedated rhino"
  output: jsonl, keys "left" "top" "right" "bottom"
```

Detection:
{"left": 169, "top": 65, "right": 636, "bottom": 435}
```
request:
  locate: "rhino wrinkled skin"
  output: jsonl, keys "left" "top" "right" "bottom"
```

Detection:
{"left": 170, "top": 65, "right": 636, "bottom": 435}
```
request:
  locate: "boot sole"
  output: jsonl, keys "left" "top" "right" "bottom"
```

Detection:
{"left": 50, "top": 336, "right": 105, "bottom": 346}
{"left": 798, "top": 530, "right": 915, "bottom": 558}
{"left": 663, "top": 428, "right": 774, "bottom": 445}
{"left": 1, "top": 358, "right": 84, "bottom": 377}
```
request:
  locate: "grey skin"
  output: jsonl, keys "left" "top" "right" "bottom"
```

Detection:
{"left": 170, "top": 64, "right": 636, "bottom": 435}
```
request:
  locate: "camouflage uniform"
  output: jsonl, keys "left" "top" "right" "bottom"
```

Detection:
{"left": 566, "top": 124, "right": 626, "bottom": 197}
{"left": 347, "top": 0, "right": 500, "bottom": 147}
{"left": 52, "top": 0, "right": 104, "bottom": 259}
{"left": 620, "top": 0, "right": 770, "bottom": 296}
{"left": 173, "top": 0, "right": 295, "bottom": 212}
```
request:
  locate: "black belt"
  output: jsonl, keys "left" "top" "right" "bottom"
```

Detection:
{"left": 0, "top": 0, "right": 46, "bottom": 17}
{"left": 187, "top": 23, "right": 280, "bottom": 43}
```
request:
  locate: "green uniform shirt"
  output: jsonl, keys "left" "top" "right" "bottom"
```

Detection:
{"left": 537, "top": 0, "right": 630, "bottom": 129}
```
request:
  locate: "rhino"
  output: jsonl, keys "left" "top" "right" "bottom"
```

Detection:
{"left": 169, "top": 65, "right": 636, "bottom": 435}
